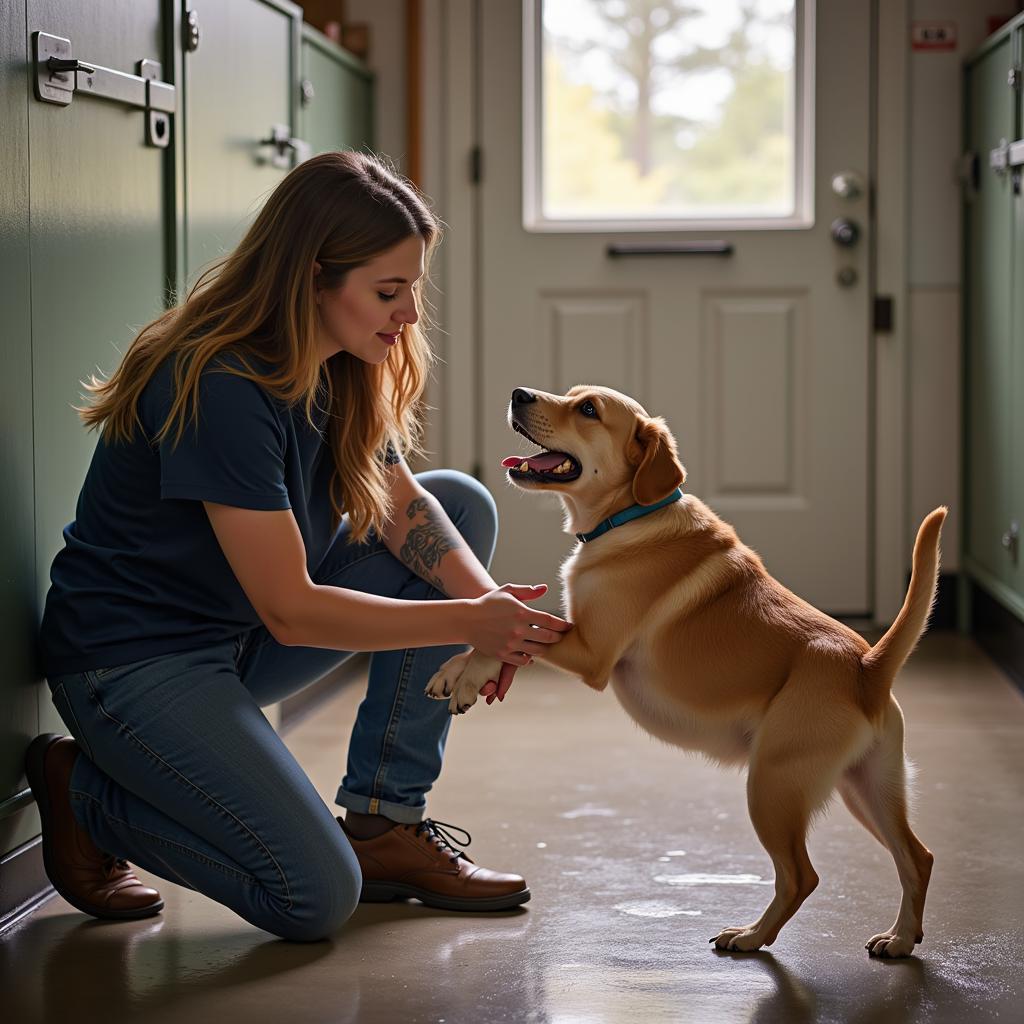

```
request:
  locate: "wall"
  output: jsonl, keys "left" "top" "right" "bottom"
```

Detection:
{"left": 349, "top": 0, "right": 1020, "bottom": 581}
{"left": 908, "top": 0, "right": 1022, "bottom": 569}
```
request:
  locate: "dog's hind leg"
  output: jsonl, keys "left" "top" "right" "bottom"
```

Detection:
{"left": 838, "top": 778, "right": 887, "bottom": 846}
{"left": 842, "top": 697, "right": 933, "bottom": 958}
{"left": 710, "top": 755, "right": 826, "bottom": 952}
{"left": 712, "top": 680, "right": 872, "bottom": 954}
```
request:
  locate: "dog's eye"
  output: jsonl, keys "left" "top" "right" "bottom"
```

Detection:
{"left": 579, "top": 400, "right": 599, "bottom": 419}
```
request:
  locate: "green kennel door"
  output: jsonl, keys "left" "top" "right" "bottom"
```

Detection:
{"left": 1009, "top": 23, "right": 1024, "bottom": 609}
{"left": 299, "top": 23, "right": 374, "bottom": 156}
{"left": 964, "top": 33, "right": 1016, "bottom": 590}
{"left": 25, "top": 0, "right": 172, "bottom": 828}
{"left": 183, "top": 0, "right": 301, "bottom": 285}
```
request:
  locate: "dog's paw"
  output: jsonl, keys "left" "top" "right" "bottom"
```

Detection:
{"left": 710, "top": 926, "right": 766, "bottom": 953}
{"left": 865, "top": 929, "right": 918, "bottom": 958}
{"left": 425, "top": 651, "right": 504, "bottom": 716}
{"left": 425, "top": 651, "right": 473, "bottom": 702}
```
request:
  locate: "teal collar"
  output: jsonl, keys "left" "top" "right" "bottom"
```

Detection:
{"left": 575, "top": 488, "right": 684, "bottom": 544}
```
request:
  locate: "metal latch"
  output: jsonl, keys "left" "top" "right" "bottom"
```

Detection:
{"left": 32, "top": 31, "right": 175, "bottom": 149}
{"left": 990, "top": 138, "right": 1009, "bottom": 176}
{"left": 257, "top": 123, "right": 311, "bottom": 169}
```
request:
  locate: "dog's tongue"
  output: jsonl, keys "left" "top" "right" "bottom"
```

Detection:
{"left": 502, "top": 452, "right": 566, "bottom": 471}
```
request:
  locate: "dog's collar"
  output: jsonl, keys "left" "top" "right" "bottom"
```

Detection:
{"left": 575, "top": 488, "right": 684, "bottom": 544}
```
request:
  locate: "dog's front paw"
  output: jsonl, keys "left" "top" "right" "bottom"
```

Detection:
{"left": 865, "top": 929, "right": 918, "bottom": 958}
{"left": 425, "top": 651, "right": 473, "bottom": 702}
{"left": 425, "top": 651, "right": 504, "bottom": 715}
{"left": 710, "top": 925, "right": 767, "bottom": 953}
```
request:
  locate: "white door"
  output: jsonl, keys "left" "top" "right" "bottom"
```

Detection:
{"left": 476, "top": 0, "right": 872, "bottom": 615}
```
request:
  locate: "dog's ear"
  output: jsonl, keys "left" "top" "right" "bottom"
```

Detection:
{"left": 631, "top": 416, "right": 686, "bottom": 505}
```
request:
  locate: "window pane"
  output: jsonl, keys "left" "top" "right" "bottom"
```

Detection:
{"left": 540, "top": 0, "right": 798, "bottom": 221}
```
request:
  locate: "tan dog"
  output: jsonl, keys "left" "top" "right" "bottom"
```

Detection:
{"left": 426, "top": 385, "right": 945, "bottom": 958}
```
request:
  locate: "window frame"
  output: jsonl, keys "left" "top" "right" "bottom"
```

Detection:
{"left": 522, "top": 0, "right": 816, "bottom": 233}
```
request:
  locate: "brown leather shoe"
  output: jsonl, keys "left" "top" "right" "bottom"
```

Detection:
{"left": 339, "top": 817, "right": 530, "bottom": 912}
{"left": 25, "top": 733, "right": 163, "bottom": 920}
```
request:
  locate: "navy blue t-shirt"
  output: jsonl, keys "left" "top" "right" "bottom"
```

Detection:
{"left": 38, "top": 350, "right": 400, "bottom": 676}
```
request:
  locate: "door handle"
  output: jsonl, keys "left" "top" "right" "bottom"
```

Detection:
{"left": 606, "top": 242, "right": 733, "bottom": 257}
{"left": 830, "top": 218, "right": 860, "bottom": 248}
{"left": 257, "top": 124, "right": 311, "bottom": 169}
{"left": 32, "top": 32, "right": 175, "bottom": 149}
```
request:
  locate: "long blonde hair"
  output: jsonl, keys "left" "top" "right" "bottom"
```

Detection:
{"left": 78, "top": 151, "right": 441, "bottom": 544}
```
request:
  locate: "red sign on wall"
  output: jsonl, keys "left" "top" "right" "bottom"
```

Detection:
{"left": 911, "top": 22, "right": 957, "bottom": 51}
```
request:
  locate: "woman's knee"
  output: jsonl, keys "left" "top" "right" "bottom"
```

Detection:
{"left": 416, "top": 469, "right": 498, "bottom": 561}
{"left": 265, "top": 839, "right": 362, "bottom": 942}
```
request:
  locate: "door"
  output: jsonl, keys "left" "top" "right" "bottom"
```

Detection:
{"left": 183, "top": 0, "right": 301, "bottom": 283}
{"left": 477, "top": 0, "right": 872, "bottom": 614}
{"left": 26, "top": 0, "right": 170, "bottom": 804}
{"left": 1013, "top": 20, "right": 1024, "bottom": 607}
{"left": 299, "top": 24, "right": 374, "bottom": 157}
{"left": 964, "top": 31, "right": 1015, "bottom": 591}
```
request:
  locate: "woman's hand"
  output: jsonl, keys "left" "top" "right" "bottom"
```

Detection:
{"left": 465, "top": 583, "right": 571, "bottom": 663}
{"left": 465, "top": 583, "right": 572, "bottom": 704}
{"left": 480, "top": 662, "right": 518, "bottom": 705}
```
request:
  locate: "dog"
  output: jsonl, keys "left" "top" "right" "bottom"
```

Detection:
{"left": 426, "top": 384, "right": 944, "bottom": 958}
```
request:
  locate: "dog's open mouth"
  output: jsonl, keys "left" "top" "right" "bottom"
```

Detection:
{"left": 502, "top": 421, "right": 582, "bottom": 482}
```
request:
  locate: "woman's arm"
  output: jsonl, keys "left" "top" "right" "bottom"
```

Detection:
{"left": 204, "top": 502, "right": 474, "bottom": 651}
{"left": 381, "top": 484, "right": 498, "bottom": 600}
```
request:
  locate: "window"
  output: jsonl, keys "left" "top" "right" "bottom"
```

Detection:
{"left": 524, "top": 0, "right": 813, "bottom": 231}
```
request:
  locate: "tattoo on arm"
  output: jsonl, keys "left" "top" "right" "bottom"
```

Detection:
{"left": 399, "top": 497, "right": 459, "bottom": 593}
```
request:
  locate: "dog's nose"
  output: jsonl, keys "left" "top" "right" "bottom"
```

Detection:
{"left": 511, "top": 388, "right": 536, "bottom": 406}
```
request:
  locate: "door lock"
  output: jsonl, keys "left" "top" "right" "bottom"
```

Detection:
{"left": 32, "top": 32, "right": 175, "bottom": 149}
{"left": 830, "top": 218, "right": 860, "bottom": 248}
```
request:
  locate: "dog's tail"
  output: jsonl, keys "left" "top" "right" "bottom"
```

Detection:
{"left": 861, "top": 507, "right": 947, "bottom": 694}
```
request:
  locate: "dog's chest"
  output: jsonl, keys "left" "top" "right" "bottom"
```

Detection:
{"left": 610, "top": 649, "right": 751, "bottom": 766}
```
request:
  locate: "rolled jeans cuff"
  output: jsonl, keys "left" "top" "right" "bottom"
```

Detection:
{"left": 334, "top": 786, "right": 425, "bottom": 825}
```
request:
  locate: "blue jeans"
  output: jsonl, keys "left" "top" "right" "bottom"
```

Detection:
{"left": 44, "top": 470, "right": 497, "bottom": 942}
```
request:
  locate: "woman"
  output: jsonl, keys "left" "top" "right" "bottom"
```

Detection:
{"left": 26, "top": 151, "right": 572, "bottom": 942}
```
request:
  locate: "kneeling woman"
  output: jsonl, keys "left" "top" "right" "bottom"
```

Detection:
{"left": 28, "top": 151, "right": 571, "bottom": 941}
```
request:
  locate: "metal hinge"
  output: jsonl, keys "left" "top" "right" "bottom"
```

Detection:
{"left": 874, "top": 296, "right": 894, "bottom": 333}
{"left": 1009, "top": 65, "right": 1021, "bottom": 89}
{"left": 958, "top": 150, "right": 979, "bottom": 191}
{"left": 183, "top": 9, "right": 200, "bottom": 52}
{"left": 469, "top": 145, "right": 483, "bottom": 185}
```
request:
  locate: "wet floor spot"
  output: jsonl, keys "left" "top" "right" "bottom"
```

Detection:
{"left": 614, "top": 900, "right": 703, "bottom": 918}
{"left": 560, "top": 805, "right": 617, "bottom": 819}
{"left": 654, "top": 873, "right": 772, "bottom": 886}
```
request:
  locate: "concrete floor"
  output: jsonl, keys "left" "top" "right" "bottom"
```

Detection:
{"left": 2, "top": 632, "right": 1023, "bottom": 1024}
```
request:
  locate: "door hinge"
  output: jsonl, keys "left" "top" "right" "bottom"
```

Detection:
{"left": 183, "top": 9, "right": 200, "bottom": 53}
{"left": 874, "top": 296, "right": 894, "bottom": 333}
{"left": 469, "top": 145, "right": 483, "bottom": 185}
{"left": 1009, "top": 65, "right": 1021, "bottom": 90}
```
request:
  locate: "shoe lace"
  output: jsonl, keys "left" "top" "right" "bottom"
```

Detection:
{"left": 414, "top": 819, "right": 472, "bottom": 863}
{"left": 101, "top": 854, "right": 130, "bottom": 880}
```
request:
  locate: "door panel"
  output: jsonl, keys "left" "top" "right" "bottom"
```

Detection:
{"left": 1, "top": 0, "right": 39, "bottom": 850}
{"left": 26, "top": 0, "right": 170, "bottom": 741}
{"left": 300, "top": 26, "right": 374, "bottom": 155}
{"left": 480, "top": 0, "right": 871, "bottom": 613}
{"left": 184, "top": 0, "right": 298, "bottom": 282}
{"left": 1010, "top": 26, "right": 1024, "bottom": 605}
{"left": 965, "top": 36, "right": 1014, "bottom": 587}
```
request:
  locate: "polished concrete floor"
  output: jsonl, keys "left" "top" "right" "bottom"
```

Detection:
{"left": 3, "top": 632, "right": 1023, "bottom": 1023}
